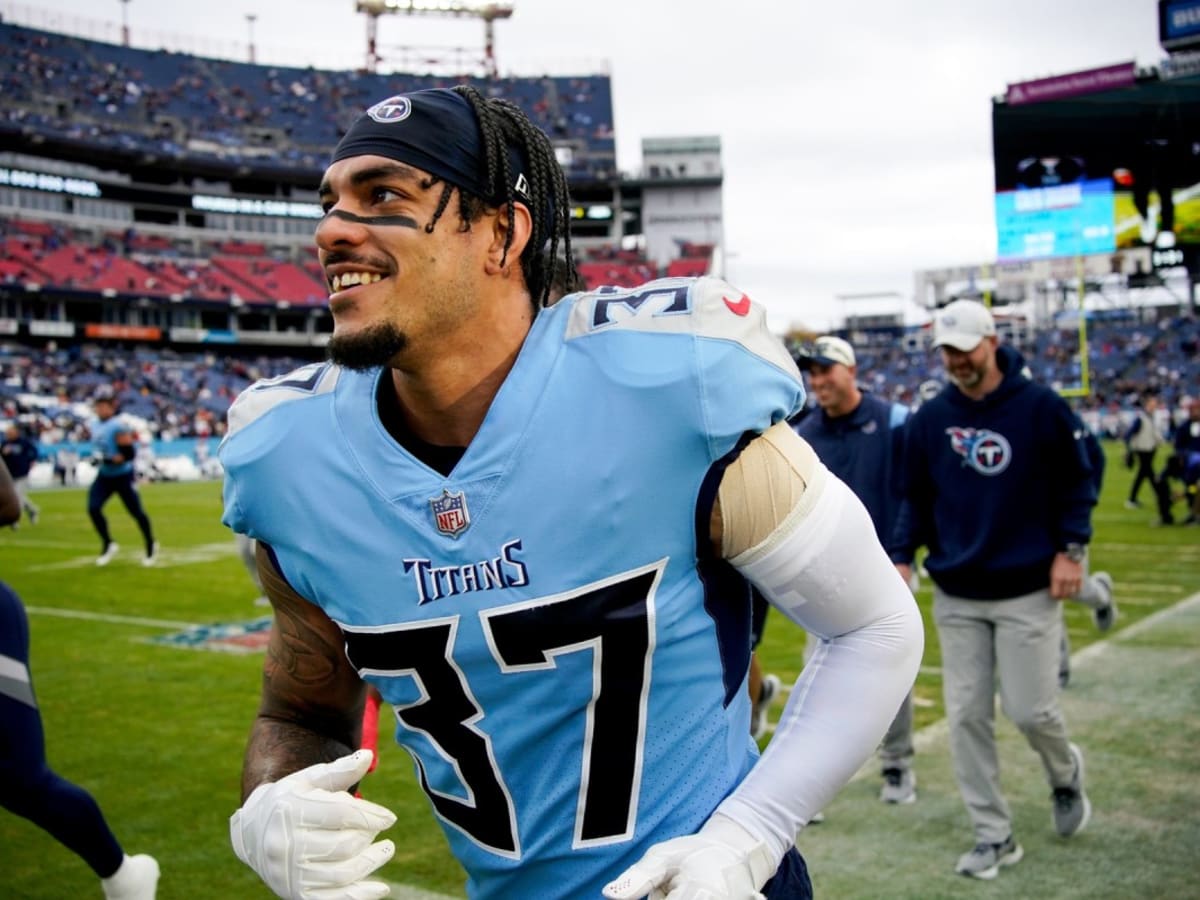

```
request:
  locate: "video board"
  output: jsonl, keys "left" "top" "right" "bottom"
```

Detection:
{"left": 992, "top": 67, "right": 1200, "bottom": 261}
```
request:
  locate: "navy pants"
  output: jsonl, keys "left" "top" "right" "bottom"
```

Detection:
{"left": 0, "top": 582, "right": 124, "bottom": 877}
{"left": 88, "top": 471, "right": 154, "bottom": 554}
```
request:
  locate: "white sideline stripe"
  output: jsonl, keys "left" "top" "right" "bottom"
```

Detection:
{"left": 1070, "top": 590, "right": 1200, "bottom": 668}
{"left": 24, "top": 605, "right": 199, "bottom": 630}
{"left": 383, "top": 882, "right": 461, "bottom": 900}
{"left": 906, "top": 589, "right": 1200, "bottom": 761}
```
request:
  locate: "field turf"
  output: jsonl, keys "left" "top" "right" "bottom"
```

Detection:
{"left": 0, "top": 441, "right": 1196, "bottom": 898}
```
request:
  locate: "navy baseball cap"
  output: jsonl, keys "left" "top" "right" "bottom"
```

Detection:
{"left": 332, "top": 89, "right": 533, "bottom": 208}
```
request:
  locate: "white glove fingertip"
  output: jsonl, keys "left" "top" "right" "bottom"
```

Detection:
{"left": 307, "top": 750, "right": 377, "bottom": 793}
{"left": 357, "top": 798, "right": 397, "bottom": 831}
{"left": 603, "top": 869, "right": 658, "bottom": 899}
{"left": 353, "top": 838, "right": 396, "bottom": 881}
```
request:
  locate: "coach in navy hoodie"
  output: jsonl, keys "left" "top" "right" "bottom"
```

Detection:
{"left": 891, "top": 300, "right": 1096, "bottom": 882}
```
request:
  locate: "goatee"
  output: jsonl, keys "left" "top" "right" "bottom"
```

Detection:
{"left": 327, "top": 322, "right": 408, "bottom": 370}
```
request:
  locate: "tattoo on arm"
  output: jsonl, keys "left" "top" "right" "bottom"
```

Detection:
{"left": 241, "top": 543, "right": 367, "bottom": 801}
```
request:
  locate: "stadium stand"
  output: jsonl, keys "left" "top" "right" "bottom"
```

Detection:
{"left": 0, "top": 22, "right": 616, "bottom": 180}
{"left": 0, "top": 17, "right": 1196, "bottom": 470}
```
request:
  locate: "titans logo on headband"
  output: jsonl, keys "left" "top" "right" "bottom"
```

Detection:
{"left": 367, "top": 96, "right": 413, "bottom": 124}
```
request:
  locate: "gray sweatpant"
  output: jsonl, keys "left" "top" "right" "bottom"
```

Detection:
{"left": 933, "top": 586, "right": 1079, "bottom": 844}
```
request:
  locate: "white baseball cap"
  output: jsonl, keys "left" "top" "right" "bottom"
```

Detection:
{"left": 933, "top": 300, "right": 996, "bottom": 352}
{"left": 798, "top": 335, "right": 856, "bottom": 369}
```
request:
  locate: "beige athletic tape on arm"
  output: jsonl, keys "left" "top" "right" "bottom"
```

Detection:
{"left": 717, "top": 422, "right": 820, "bottom": 560}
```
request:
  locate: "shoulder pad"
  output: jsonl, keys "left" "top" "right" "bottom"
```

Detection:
{"left": 564, "top": 276, "right": 796, "bottom": 374}
{"left": 225, "top": 362, "right": 340, "bottom": 439}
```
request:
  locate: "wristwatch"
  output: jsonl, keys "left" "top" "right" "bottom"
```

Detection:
{"left": 1062, "top": 542, "right": 1087, "bottom": 563}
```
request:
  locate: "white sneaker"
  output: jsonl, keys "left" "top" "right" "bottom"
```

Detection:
{"left": 102, "top": 853, "right": 159, "bottom": 899}
{"left": 955, "top": 835, "right": 1023, "bottom": 880}
{"left": 751, "top": 673, "right": 781, "bottom": 740}
{"left": 1052, "top": 743, "right": 1092, "bottom": 837}
{"left": 880, "top": 767, "right": 917, "bottom": 804}
{"left": 96, "top": 543, "right": 120, "bottom": 566}
{"left": 1092, "top": 572, "right": 1117, "bottom": 632}
{"left": 142, "top": 542, "right": 160, "bottom": 567}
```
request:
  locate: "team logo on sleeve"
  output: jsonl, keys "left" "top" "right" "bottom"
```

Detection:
{"left": 946, "top": 427, "right": 1011, "bottom": 475}
{"left": 430, "top": 488, "right": 471, "bottom": 538}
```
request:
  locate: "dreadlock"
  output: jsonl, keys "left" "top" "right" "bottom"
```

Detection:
{"left": 414, "top": 85, "right": 575, "bottom": 309}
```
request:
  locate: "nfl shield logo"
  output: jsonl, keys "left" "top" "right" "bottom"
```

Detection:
{"left": 430, "top": 488, "right": 470, "bottom": 538}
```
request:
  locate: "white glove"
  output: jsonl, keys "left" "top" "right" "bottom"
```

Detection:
{"left": 230, "top": 749, "right": 397, "bottom": 900}
{"left": 602, "top": 814, "right": 776, "bottom": 900}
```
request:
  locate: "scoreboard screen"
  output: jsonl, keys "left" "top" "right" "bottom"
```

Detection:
{"left": 992, "top": 69, "right": 1200, "bottom": 261}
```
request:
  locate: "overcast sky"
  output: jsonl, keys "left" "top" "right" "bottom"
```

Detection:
{"left": 9, "top": 0, "right": 1169, "bottom": 330}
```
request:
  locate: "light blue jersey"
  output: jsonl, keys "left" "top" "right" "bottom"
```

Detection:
{"left": 221, "top": 277, "right": 804, "bottom": 899}
{"left": 91, "top": 416, "right": 134, "bottom": 477}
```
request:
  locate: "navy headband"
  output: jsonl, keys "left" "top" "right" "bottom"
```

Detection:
{"left": 331, "top": 89, "right": 531, "bottom": 207}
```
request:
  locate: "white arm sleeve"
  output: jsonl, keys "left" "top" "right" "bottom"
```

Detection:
{"left": 717, "top": 461, "right": 924, "bottom": 866}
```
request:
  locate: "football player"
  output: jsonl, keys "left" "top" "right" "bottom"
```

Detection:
{"left": 0, "top": 460, "right": 159, "bottom": 898}
{"left": 222, "top": 86, "right": 922, "bottom": 900}
{"left": 88, "top": 387, "right": 158, "bottom": 567}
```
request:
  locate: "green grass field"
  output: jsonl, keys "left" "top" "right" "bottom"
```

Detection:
{"left": 0, "top": 442, "right": 1196, "bottom": 899}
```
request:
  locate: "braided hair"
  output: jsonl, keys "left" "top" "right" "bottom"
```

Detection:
{"left": 415, "top": 85, "right": 575, "bottom": 309}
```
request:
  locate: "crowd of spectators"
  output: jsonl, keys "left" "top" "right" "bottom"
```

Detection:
{"left": 1, "top": 303, "right": 1194, "bottom": 461}
{"left": 0, "top": 22, "right": 616, "bottom": 180}
{"left": 788, "top": 310, "right": 1200, "bottom": 437}
{"left": 0, "top": 341, "right": 311, "bottom": 450}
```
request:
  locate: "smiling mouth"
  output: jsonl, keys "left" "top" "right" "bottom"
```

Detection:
{"left": 328, "top": 271, "right": 386, "bottom": 294}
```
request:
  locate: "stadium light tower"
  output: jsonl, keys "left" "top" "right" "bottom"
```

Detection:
{"left": 356, "top": 0, "right": 514, "bottom": 77}
{"left": 246, "top": 13, "right": 258, "bottom": 63}
{"left": 119, "top": 0, "right": 131, "bottom": 46}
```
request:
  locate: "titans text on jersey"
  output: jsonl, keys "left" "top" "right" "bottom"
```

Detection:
{"left": 404, "top": 538, "right": 530, "bottom": 605}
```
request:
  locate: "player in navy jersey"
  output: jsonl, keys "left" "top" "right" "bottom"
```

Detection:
{"left": 0, "top": 460, "right": 159, "bottom": 898}
{"left": 221, "top": 86, "right": 922, "bottom": 900}
{"left": 87, "top": 387, "right": 158, "bottom": 567}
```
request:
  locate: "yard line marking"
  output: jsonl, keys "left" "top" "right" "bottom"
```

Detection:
{"left": 25, "top": 606, "right": 200, "bottom": 630}
{"left": 0, "top": 539, "right": 97, "bottom": 550}
{"left": 25, "top": 542, "right": 238, "bottom": 571}
{"left": 1113, "top": 582, "right": 1188, "bottom": 594}
{"left": 1093, "top": 541, "right": 1200, "bottom": 555}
